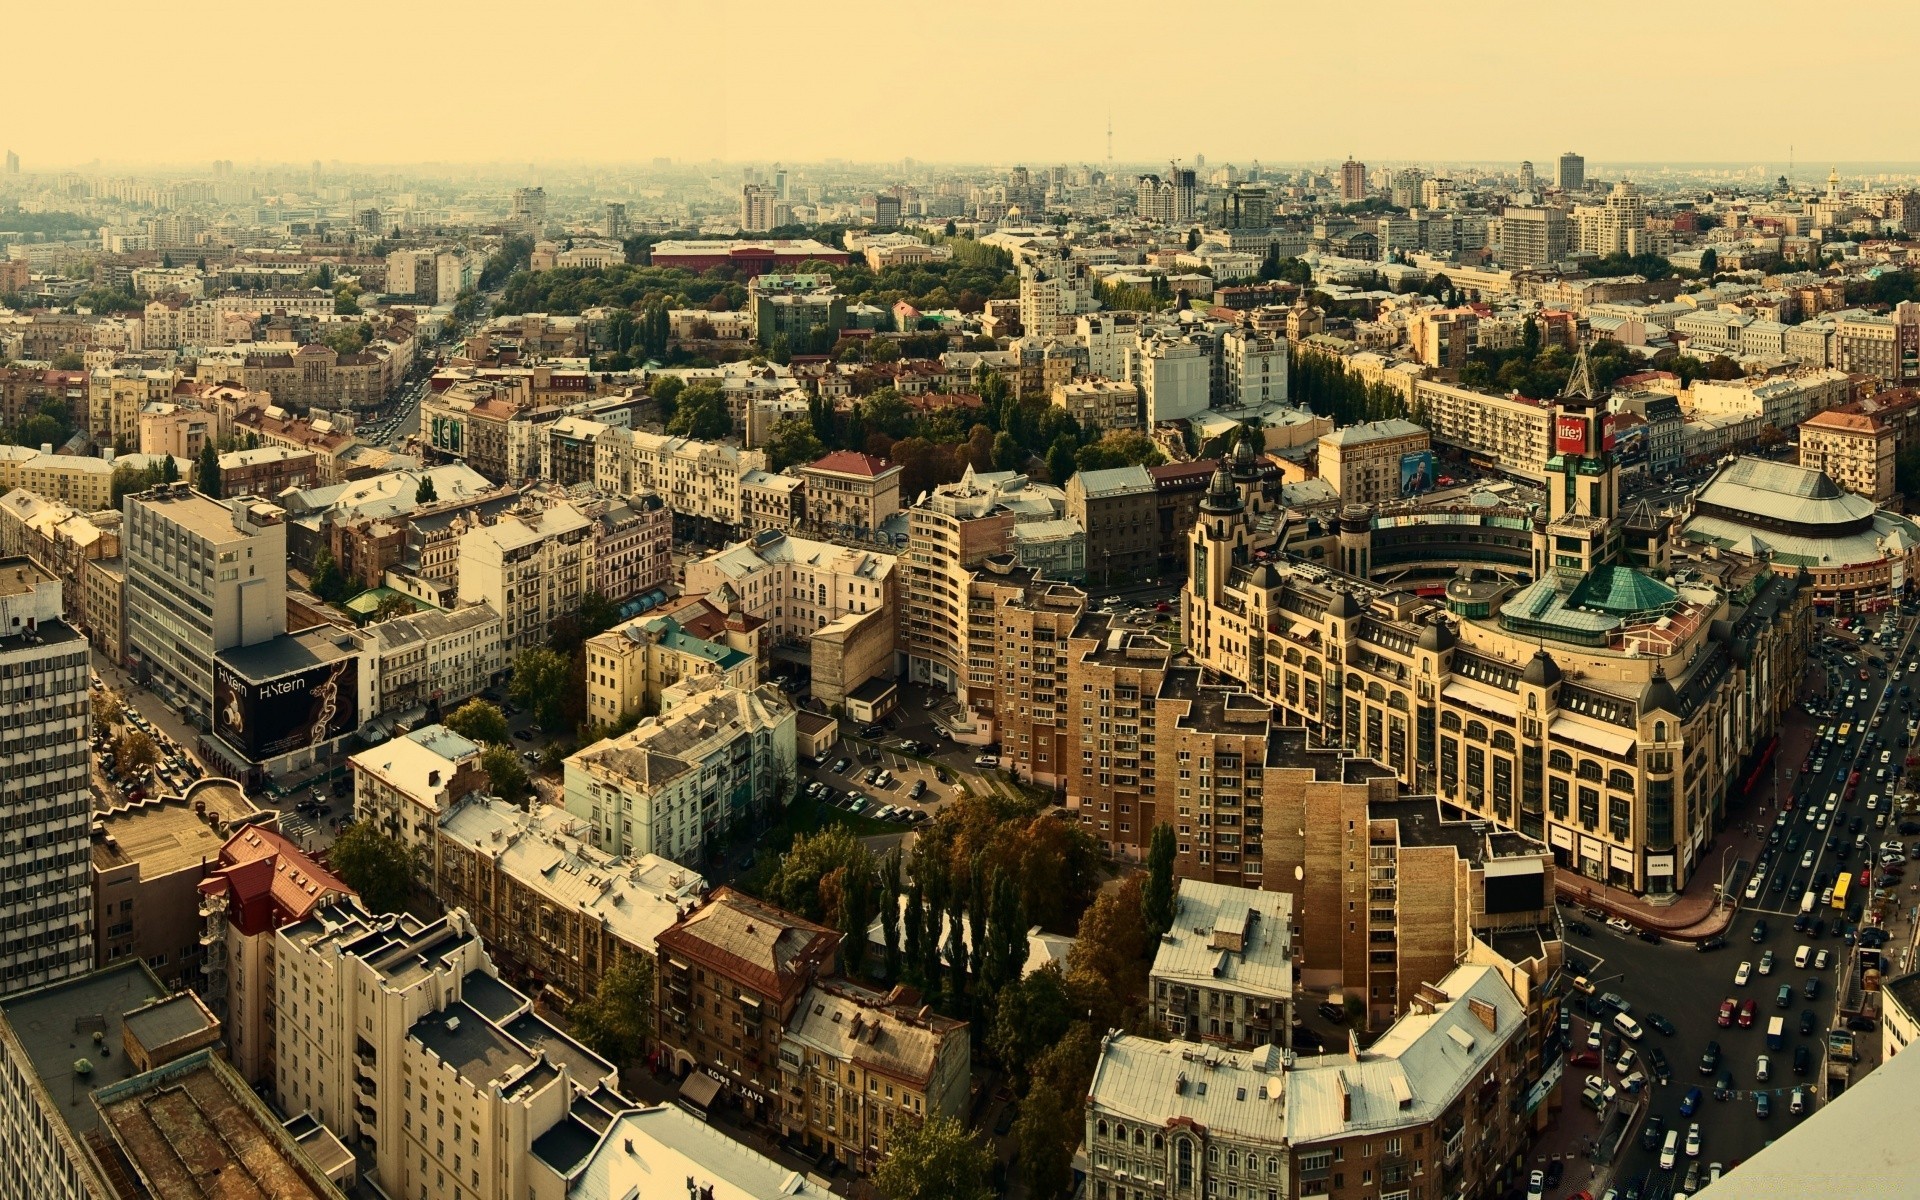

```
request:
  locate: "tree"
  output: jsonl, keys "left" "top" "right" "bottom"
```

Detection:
{"left": 115, "top": 729, "right": 158, "bottom": 775}
{"left": 197, "top": 442, "right": 221, "bottom": 498}
{"left": 328, "top": 823, "right": 418, "bottom": 913}
{"left": 1065, "top": 875, "right": 1151, "bottom": 1030}
{"left": 160, "top": 454, "right": 180, "bottom": 484}
{"left": 310, "top": 548, "right": 351, "bottom": 603}
{"left": 1045, "top": 435, "right": 1078, "bottom": 486}
{"left": 1076, "top": 430, "right": 1165, "bottom": 472}
{"left": 92, "top": 691, "right": 122, "bottom": 740}
{"left": 481, "top": 743, "right": 531, "bottom": 801}
{"left": 50, "top": 351, "right": 84, "bottom": 371}
{"left": 567, "top": 953, "right": 654, "bottom": 1065}
{"left": 903, "top": 878, "right": 926, "bottom": 987}
{"left": 372, "top": 592, "right": 414, "bottom": 622}
{"left": 880, "top": 848, "right": 903, "bottom": 981}
{"left": 986, "top": 964, "right": 1074, "bottom": 1085}
{"left": 334, "top": 289, "right": 361, "bottom": 316}
{"left": 1142, "top": 823, "right": 1177, "bottom": 938}
{"left": 767, "top": 826, "right": 874, "bottom": 922}
{"left": 871, "top": 1115, "right": 994, "bottom": 1200}
{"left": 1698, "top": 247, "right": 1718, "bottom": 276}
{"left": 415, "top": 475, "right": 438, "bottom": 504}
{"left": 508, "top": 646, "right": 573, "bottom": 733}
{"left": 991, "top": 431, "right": 1024, "bottom": 473}
{"left": 764, "top": 414, "right": 827, "bottom": 471}
{"left": 1185, "top": 227, "right": 1201, "bottom": 251}
{"left": 1014, "top": 1080, "right": 1078, "bottom": 1199}
{"left": 839, "top": 853, "right": 877, "bottom": 977}
{"left": 943, "top": 220, "right": 958, "bottom": 237}
{"left": 444, "top": 699, "right": 510, "bottom": 745}
{"left": 665, "top": 382, "right": 730, "bottom": 439}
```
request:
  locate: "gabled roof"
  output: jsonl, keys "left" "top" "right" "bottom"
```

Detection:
{"left": 803, "top": 450, "right": 898, "bottom": 479}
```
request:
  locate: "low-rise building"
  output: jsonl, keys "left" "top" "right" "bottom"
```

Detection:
{"left": 1054, "top": 379, "right": 1143, "bottom": 434}
{"left": 349, "top": 724, "right": 488, "bottom": 860}
{"left": 1799, "top": 407, "right": 1897, "bottom": 505}
{"left": 584, "top": 612, "right": 758, "bottom": 727}
{"left": 432, "top": 796, "right": 705, "bottom": 1007}
{"left": 1148, "top": 880, "right": 1293, "bottom": 1049}
{"left": 218, "top": 444, "right": 320, "bottom": 497}
{"left": 796, "top": 450, "right": 903, "bottom": 537}
{"left": 654, "top": 888, "right": 840, "bottom": 1123}
{"left": 563, "top": 675, "right": 797, "bottom": 861}
{"left": 683, "top": 528, "right": 896, "bottom": 656}
{"left": 1318, "top": 418, "right": 1433, "bottom": 504}
{"left": 778, "top": 980, "right": 971, "bottom": 1174}
{"left": 366, "top": 601, "right": 502, "bottom": 716}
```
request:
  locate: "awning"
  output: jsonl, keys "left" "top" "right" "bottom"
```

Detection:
{"left": 1441, "top": 681, "right": 1517, "bottom": 719}
{"left": 679, "top": 1071, "right": 722, "bottom": 1110}
{"left": 1549, "top": 716, "right": 1636, "bottom": 757}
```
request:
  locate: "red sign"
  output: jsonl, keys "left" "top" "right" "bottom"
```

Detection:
{"left": 1555, "top": 416, "right": 1586, "bottom": 454}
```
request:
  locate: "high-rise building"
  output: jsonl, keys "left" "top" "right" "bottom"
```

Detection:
{"left": 123, "top": 486, "right": 288, "bottom": 724}
{"left": 1556, "top": 150, "right": 1586, "bottom": 192}
{"left": 1518, "top": 159, "right": 1535, "bottom": 193}
{"left": 603, "top": 200, "right": 628, "bottom": 240}
{"left": 4, "top": 150, "right": 18, "bottom": 175}
{"left": 1573, "top": 179, "right": 1646, "bottom": 256}
{"left": 741, "top": 183, "right": 775, "bottom": 232}
{"left": 1500, "top": 204, "right": 1569, "bottom": 267}
{"left": 0, "top": 560, "right": 90, "bottom": 994}
{"left": 510, "top": 185, "right": 546, "bottom": 233}
{"left": 1221, "top": 185, "right": 1271, "bottom": 230}
{"left": 1339, "top": 157, "right": 1367, "bottom": 201}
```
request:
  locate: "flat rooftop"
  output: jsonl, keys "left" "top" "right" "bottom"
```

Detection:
{"left": 215, "top": 624, "right": 359, "bottom": 683}
{"left": 0, "top": 961, "right": 168, "bottom": 1138}
{"left": 130, "top": 488, "right": 265, "bottom": 543}
{"left": 94, "top": 785, "right": 264, "bottom": 876}
{"left": 0, "top": 556, "right": 51, "bottom": 598}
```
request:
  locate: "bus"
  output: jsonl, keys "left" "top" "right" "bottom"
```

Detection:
{"left": 1833, "top": 872, "right": 1852, "bottom": 911}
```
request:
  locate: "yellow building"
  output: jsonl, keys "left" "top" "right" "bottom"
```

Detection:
{"left": 584, "top": 612, "right": 758, "bottom": 726}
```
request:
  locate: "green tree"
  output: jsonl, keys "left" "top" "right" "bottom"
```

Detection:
{"left": 160, "top": 454, "right": 180, "bottom": 484}
{"left": 567, "top": 954, "right": 654, "bottom": 1065}
{"left": 1142, "top": 823, "right": 1177, "bottom": 938}
{"left": 50, "top": 351, "right": 84, "bottom": 371}
{"left": 197, "top": 442, "right": 221, "bottom": 498}
{"left": 1065, "top": 874, "right": 1151, "bottom": 1030}
{"left": 444, "top": 699, "right": 509, "bottom": 745}
{"left": 664, "top": 383, "right": 730, "bottom": 439}
{"left": 1076, "top": 430, "right": 1165, "bottom": 472}
{"left": 329, "top": 823, "right": 418, "bottom": 913}
{"left": 115, "top": 729, "right": 158, "bottom": 775}
{"left": 1185, "top": 227, "right": 1201, "bottom": 251}
{"left": 880, "top": 848, "right": 903, "bottom": 981}
{"left": 310, "top": 548, "right": 351, "bottom": 603}
{"left": 871, "top": 1115, "right": 994, "bottom": 1200}
{"left": 986, "top": 964, "right": 1074, "bottom": 1085}
{"left": 1045, "top": 435, "right": 1078, "bottom": 486}
{"left": 839, "top": 853, "right": 877, "bottom": 977}
{"left": 1699, "top": 247, "right": 1719, "bottom": 276}
{"left": 1013, "top": 1080, "right": 1078, "bottom": 1199}
{"left": 767, "top": 826, "right": 874, "bottom": 922}
{"left": 763, "top": 414, "right": 826, "bottom": 471}
{"left": 943, "top": 220, "right": 958, "bottom": 237}
{"left": 480, "top": 742, "right": 531, "bottom": 801}
{"left": 372, "top": 592, "right": 414, "bottom": 622}
{"left": 334, "top": 289, "right": 361, "bottom": 316}
{"left": 415, "top": 475, "right": 438, "bottom": 504}
{"left": 508, "top": 646, "right": 573, "bottom": 733}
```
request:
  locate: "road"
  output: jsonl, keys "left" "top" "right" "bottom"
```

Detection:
{"left": 1558, "top": 604, "right": 1920, "bottom": 1199}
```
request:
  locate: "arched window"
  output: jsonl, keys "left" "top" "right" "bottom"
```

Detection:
{"left": 1366, "top": 682, "right": 1387, "bottom": 702}
{"left": 1390, "top": 693, "right": 1410, "bottom": 712}
{"left": 1466, "top": 720, "right": 1488, "bottom": 742}
{"left": 1549, "top": 749, "right": 1573, "bottom": 771}
{"left": 1578, "top": 760, "right": 1603, "bottom": 782}
{"left": 1114, "top": 1123, "right": 1126, "bottom": 1143}
{"left": 1134, "top": 1128, "right": 1145, "bottom": 1147}
{"left": 1609, "top": 770, "right": 1635, "bottom": 794}
{"left": 1491, "top": 730, "right": 1516, "bottom": 751}
{"left": 1655, "top": 721, "right": 1668, "bottom": 742}
{"left": 1178, "top": 1140, "right": 1194, "bottom": 1188}
{"left": 1097, "top": 1120, "right": 1108, "bottom": 1138}
{"left": 1441, "top": 711, "right": 1462, "bottom": 731}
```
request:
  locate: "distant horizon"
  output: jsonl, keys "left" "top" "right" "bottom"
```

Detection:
{"left": 11, "top": 1, "right": 1915, "bottom": 168}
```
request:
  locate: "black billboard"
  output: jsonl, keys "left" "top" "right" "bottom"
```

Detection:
{"left": 215, "top": 655, "right": 360, "bottom": 761}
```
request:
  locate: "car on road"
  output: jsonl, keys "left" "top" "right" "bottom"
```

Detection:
{"left": 1715, "top": 1067, "right": 1735, "bottom": 1100}
{"left": 1791, "top": 1086, "right": 1810, "bottom": 1115}
{"left": 1642, "top": 1112, "right": 1668, "bottom": 1151}
{"left": 1717, "top": 998, "right": 1737, "bottom": 1027}
{"left": 1752, "top": 919, "right": 1769, "bottom": 942}
{"left": 1759, "top": 950, "right": 1776, "bottom": 975}
{"left": 1569, "top": 1049, "right": 1600, "bottom": 1067}
{"left": 1700, "top": 1041, "right": 1721, "bottom": 1074}
{"left": 1614, "top": 1047, "right": 1635, "bottom": 1074}
{"left": 908, "top": 779, "right": 927, "bottom": 800}
{"left": 1756, "top": 1054, "right": 1771, "bottom": 1082}
{"left": 1526, "top": 1170, "right": 1545, "bottom": 1200}
{"left": 1755, "top": 1090, "right": 1772, "bottom": 1118}
{"left": 1735, "top": 961, "right": 1753, "bottom": 986}
{"left": 1679, "top": 1086, "right": 1702, "bottom": 1116}
{"left": 1647, "top": 1046, "right": 1672, "bottom": 1083}
{"left": 1805, "top": 977, "right": 1823, "bottom": 1000}
{"left": 1794, "top": 1045, "right": 1811, "bottom": 1076}
{"left": 1685, "top": 1122, "right": 1702, "bottom": 1157}
{"left": 513, "top": 729, "right": 531, "bottom": 741}
{"left": 1583, "top": 1075, "right": 1618, "bottom": 1107}
{"left": 1317, "top": 1001, "right": 1348, "bottom": 1024}
{"left": 1660, "top": 1129, "right": 1680, "bottom": 1170}
{"left": 1605, "top": 915, "right": 1633, "bottom": 934}
{"left": 1738, "top": 1000, "right": 1757, "bottom": 1028}
{"left": 1646, "top": 1011, "right": 1675, "bottom": 1037}
{"left": 973, "top": 754, "right": 1000, "bottom": 768}
{"left": 1849, "top": 1015, "right": 1880, "bottom": 1032}
{"left": 1777, "top": 983, "right": 1794, "bottom": 1008}
{"left": 1697, "top": 935, "right": 1728, "bottom": 952}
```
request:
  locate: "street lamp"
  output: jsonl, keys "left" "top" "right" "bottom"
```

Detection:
{"left": 1718, "top": 846, "right": 1736, "bottom": 914}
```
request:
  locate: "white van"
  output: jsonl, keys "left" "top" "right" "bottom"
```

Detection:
{"left": 1613, "top": 1012, "right": 1645, "bottom": 1042}
{"left": 1660, "top": 1129, "right": 1680, "bottom": 1170}
{"left": 1795, "top": 944, "right": 1812, "bottom": 969}
{"left": 1801, "top": 891, "right": 1818, "bottom": 915}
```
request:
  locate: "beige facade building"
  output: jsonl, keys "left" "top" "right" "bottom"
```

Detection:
{"left": 584, "top": 612, "right": 758, "bottom": 727}
{"left": 137, "top": 402, "right": 213, "bottom": 459}
{"left": 457, "top": 499, "right": 592, "bottom": 653}
{"left": 1148, "top": 880, "right": 1294, "bottom": 1049}
{"left": 349, "top": 724, "right": 488, "bottom": 861}
{"left": 0, "top": 445, "right": 116, "bottom": 511}
{"left": 366, "top": 601, "right": 502, "bottom": 715}
{"left": 1410, "top": 377, "right": 1552, "bottom": 479}
{"left": 778, "top": 980, "right": 971, "bottom": 1174}
{"left": 593, "top": 427, "right": 769, "bottom": 540}
{"left": 0, "top": 487, "right": 119, "bottom": 629}
{"left": 1053, "top": 378, "right": 1143, "bottom": 434}
{"left": 683, "top": 529, "right": 896, "bottom": 650}
{"left": 961, "top": 561, "right": 1086, "bottom": 780}
{"left": 1799, "top": 407, "right": 1896, "bottom": 505}
{"left": 1317, "top": 418, "right": 1433, "bottom": 505}
{"left": 797, "top": 450, "right": 903, "bottom": 536}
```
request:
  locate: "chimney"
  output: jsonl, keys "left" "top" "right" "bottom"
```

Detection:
{"left": 428, "top": 769, "right": 441, "bottom": 789}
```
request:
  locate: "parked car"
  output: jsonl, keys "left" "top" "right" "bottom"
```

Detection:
{"left": 1679, "top": 1086, "right": 1702, "bottom": 1117}
{"left": 1699, "top": 1041, "right": 1721, "bottom": 1074}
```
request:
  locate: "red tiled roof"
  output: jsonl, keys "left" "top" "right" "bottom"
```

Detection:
{"left": 806, "top": 450, "right": 895, "bottom": 477}
{"left": 198, "top": 824, "right": 352, "bottom": 937}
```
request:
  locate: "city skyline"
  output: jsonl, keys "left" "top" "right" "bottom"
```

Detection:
{"left": 16, "top": 0, "right": 1910, "bottom": 169}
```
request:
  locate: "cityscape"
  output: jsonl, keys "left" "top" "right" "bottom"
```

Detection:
{"left": 2, "top": 6, "right": 1920, "bottom": 1200}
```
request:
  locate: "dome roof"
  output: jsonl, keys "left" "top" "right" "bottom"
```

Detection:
{"left": 1521, "top": 648, "right": 1562, "bottom": 687}
{"left": 1327, "top": 590, "right": 1361, "bottom": 619}
{"left": 1417, "top": 622, "right": 1456, "bottom": 652}
{"left": 1248, "top": 562, "right": 1281, "bottom": 589}
{"left": 1199, "top": 462, "right": 1243, "bottom": 514}
{"left": 1641, "top": 669, "right": 1679, "bottom": 715}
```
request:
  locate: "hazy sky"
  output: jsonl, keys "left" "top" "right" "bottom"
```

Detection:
{"left": 21, "top": 1, "right": 1910, "bottom": 170}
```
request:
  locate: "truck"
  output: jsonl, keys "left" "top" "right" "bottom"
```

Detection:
{"left": 1766, "top": 1016, "right": 1786, "bottom": 1051}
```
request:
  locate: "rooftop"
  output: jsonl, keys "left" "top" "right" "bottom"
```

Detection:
{"left": 1074, "top": 464, "right": 1155, "bottom": 498}
{"left": 94, "top": 778, "right": 266, "bottom": 876}
{"left": 129, "top": 487, "right": 267, "bottom": 543}
{"left": 1321, "top": 418, "right": 1427, "bottom": 447}
{"left": 1150, "top": 880, "right": 1293, "bottom": 1002}
{"left": 783, "top": 981, "right": 967, "bottom": 1090}
{"left": 410, "top": 1000, "right": 536, "bottom": 1089}
{"left": 349, "top": 723, "right": 480, "bottom": 802}
{"left": 657, "top": 888, "right": 839, "bottom": 1002}
{"left": 215, "top": 623, "right": 360, "bottom": 684}
{"left": 557, "top": 1103, "right": 826, "bottom": 1199}
{"left": 0, "top": 960, "right": 169, "bottom": 1138}
{"left": 1088, "top": 1035, "right": 1290, "bottom": 1147}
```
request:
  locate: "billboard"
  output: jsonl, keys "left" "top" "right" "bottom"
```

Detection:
{"left": 215, "top": 655, "right": 360, "bottom": 761}
{"left": 1555, "top": 415, "right": 1587, "bottom": 454}
{"left": 1601, "top": 412, "right": 1617, "bottom": 452}
{"left": 1399, "top": 449, "right": 1437, "bottom": 498}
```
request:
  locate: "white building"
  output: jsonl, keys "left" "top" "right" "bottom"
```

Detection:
{"left": 350, "top": 724, "right": 485, "bottom": 860}
{"left": 682, "top": 530, "right": 895, "bottom": 646}
{"left": 1078, "top": 313, "right": 1139, "bottom": 381}
{"left": 563, "top": 675, "right": 796, "bottom": 860}
{"left": 593, "top": 428, "right": 768, "bottom": 536}
{"left": 1130, "top": 335, "right": 1210, "bottom": 424}
{"left": 366, "top": 601, "right": 503, "bottom": 716}
{"left": 1148, "top": 880, "right": 1294, "bottom": 1049}
{"left": 457, "top": 500, "right": 592, "bottom": 653}
{"left": 1222, "top": 329, "right": 1289, "bottom": 408}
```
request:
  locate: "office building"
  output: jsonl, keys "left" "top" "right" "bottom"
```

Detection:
{"left": 1556, "top": 151, "right": 1585, "bottom": 192}
{"left": 93, "top": 778, "right": 266, "bottom": 991}
{"left": 123, "top": 486, "right": 287, "bottom": 721}
{"left": 1221, "top": 329, "right": 1289, "bottom": 409}
{"left": 511, "top": 186, "right": 547, "bottom": 234}
{"left": 1317, "top": 419, "right": 1433, "bottom": 505}
{"left": 778, "top": 980, "right": 971, "bottom": 1173}
{"left": 432, "top": 796, "right": 705, "bottom": 1007}
{"left": 1500, "top": 206, "right": 1568, "bottom": 268}
{"left": 350, "top": 724, "right": 488, "bottom": 860}
{"left": 563, "top": 675, "right": 796, "bottom": 861}
{"left": 1129, "top": 335, "right": 1210, "bottom": 424}
{"left": 603, "top": 201, "right": 629, "bottom": 240}
{"left": 1148, "top": 880, "right": 1293, "bottom": 1048}
{"left": 654, "top": 888, "right": 839, "bottom": 1124}
{"left": 1409, "top": 377, "right": 1553, "bottom": 479}
{"left": 0, "top": 562, "right": 91, "bottom": 994}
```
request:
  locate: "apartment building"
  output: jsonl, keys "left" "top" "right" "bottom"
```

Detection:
{"left": 86, "top": 555, "right": 126, "bottom": 664}
{"left": 747, "top": 273, "right": 846, "bottom": 347}
{"left": 229, "top": 406, "right": 361, "bottom": 484}
{"left": 93, "top": 778, "right": 266, "bottom": 990}
{"left": 796, "top": 450, "right": 903, "bottom": 536}
{"left": 218, "top": 445, "right": 320, "bottom": 497}
{"left": 778, "top": 980, "right": 971, "bottom": 1173}
{"left": 584, "top": 612, "right": 757, "bottom": 727}
{"left": 136, "top": 402, "right": 213, "bottom": 460}
{"left": 0, "top": 446, "right": 116, "bottom": 511}
{"left": 1834, "top": 303, "right": 1920, "bottom": 386}
{"left": 960, "top": 561, "right": 1086, "bottom": 782}
{"left": 739, "top": 467, "right": 805, "bottom": 533}
{"left": 655, "top": 888, "right": 839, "bottom": 1123}
{"left": 423, "top": 381, "right": 524, "bottom": 481}
{"left": 1317, "top": 419, "right": 1433, "bottom": 505}
{"left": 1148, "top": 880, "right": 1293, "bottom": 1049}
{"left": 1068, "top": 465, "right": 1159, "bottom": 588}
{"left": 1408, "top": 308, "right": 1478, "bottom": 370}
{"left": 683, "top": 528, "right": 896, "bottom": 648}
{"left": 0, "top": 563, "right": 91, "bottom": 994}
{"left": 274, "top": 902, "right": 622, "bottom": 1200}
{"left": 593, "top": 427, "right": 768, "bottom": 541}
{"left": 1222, "top": 329, "right": 1289, "bottom": 408}
{"left": 585, "top": 492, "right": 672, "bottom": 603}
{"left": 349, "top": 725, "right": 488, "bottom": 860}
{"left": 1409, "top": 377, "right": 1551, "bottom": 479}
{"left": 563, "top": 675, "right": 796, "bottom": 861}
{"left": 196, "top": 823, "right": 353, "bottom": 1086}
{"left": 1129, "top": 335, "right": 1211, "bottom": 423}
{"left": 431, "top": 796, "right": 705, "bottom": 1006}
{"left": 458, "top": 499, "right": 591, "bottom": 653}
{"left": 1499, "top": 205, "right": 1568, "bottom": 268}
{"left": 0, "top": 487, "right": 119, "bottom": 629}
{"left": 366, "top": 602, "right": 502, "bottom": 715}
{"left": 236, "top": 342, "right": 387, "bottom": 412}
{"left": 1086, "top": 963, "right": 1532, "bottom": 1200}
{"left": 1054, "top": 378, "right": 1142, "bottom": 435}
{"left": 124, "top": 486, "right": 287, "bottom": 720}
{"left": 1799, "top": 407, "right": 1897, "bottom": 504}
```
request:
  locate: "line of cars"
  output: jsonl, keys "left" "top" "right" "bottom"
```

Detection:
{"left": 808, "top": 758, "right": 928, "bottom": 824}
{"left": 91, "top": 688, "right": 201, "bottom": 802}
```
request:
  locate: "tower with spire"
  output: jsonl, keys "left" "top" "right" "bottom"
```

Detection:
{"left": 1532, "top": 341, "right": 1623, "bottom": 589}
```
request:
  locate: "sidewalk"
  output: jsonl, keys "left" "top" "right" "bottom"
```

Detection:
{"left": 1558, "top": 682, "right": 1822, "bottom": 941}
